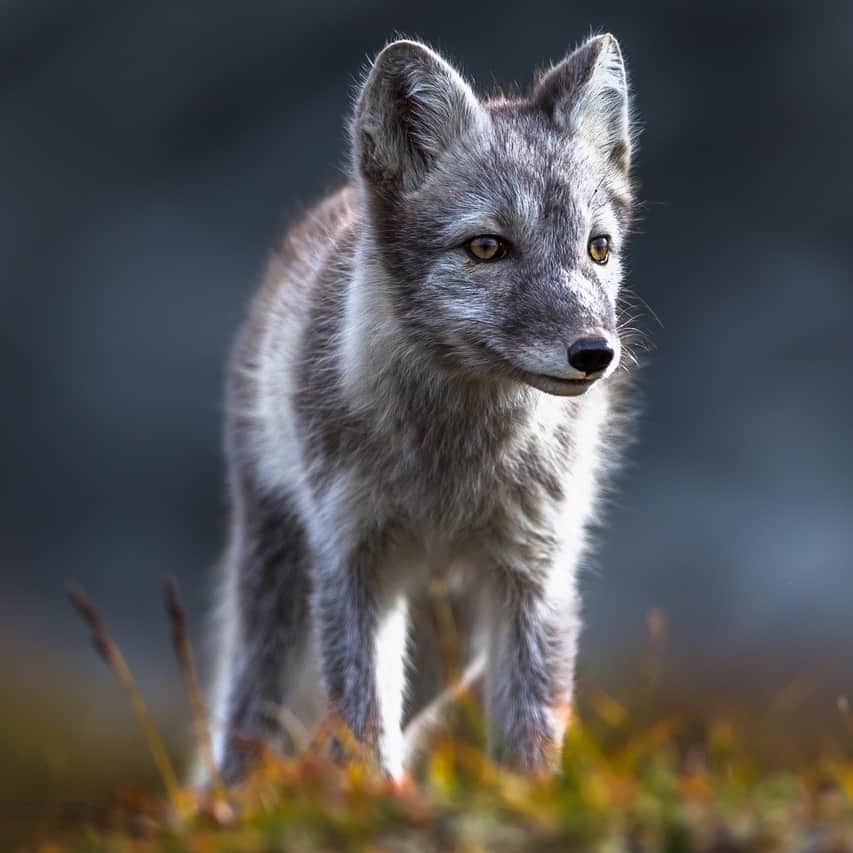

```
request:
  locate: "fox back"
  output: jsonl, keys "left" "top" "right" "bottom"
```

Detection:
{"left": 207, "top": 34, "right": 638, "bottom": 784}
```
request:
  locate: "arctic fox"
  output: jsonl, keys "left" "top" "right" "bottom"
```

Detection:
{"left": 207, "top": 33, "right": 637, "bottom": 783}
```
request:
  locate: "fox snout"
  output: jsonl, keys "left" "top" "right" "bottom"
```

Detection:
{"left": 507, "top": 330, "right": 619, "bottom": 397}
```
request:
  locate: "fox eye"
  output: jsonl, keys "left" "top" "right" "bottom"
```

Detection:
{"left": 465, "top": 235, "right": 508, "bottom": 262}
{"left": 588, "top": 235, "right": 610, "bottom": 265}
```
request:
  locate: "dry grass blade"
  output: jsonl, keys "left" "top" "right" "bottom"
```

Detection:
{"left": 429, "top": 578, "right": 461, "bottom": 685}
{"left": 66, "top": 583, "right": 181, "bottom": 806}
{"left": 163, "top": 574, "right": 224, "bottom": 795}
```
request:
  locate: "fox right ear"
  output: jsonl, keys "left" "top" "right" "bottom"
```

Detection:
{"left": 353, "top": 40, "right": 487, "bottom": 195}
{"left": 535, "top": 33, "right": 632, "bottom": 173}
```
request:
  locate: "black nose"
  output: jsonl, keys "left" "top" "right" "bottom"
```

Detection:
{"left": 567, "top": 337, "right": 614, "bottom": 374}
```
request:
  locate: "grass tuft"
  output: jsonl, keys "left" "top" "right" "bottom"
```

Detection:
{"left": 45, "top": 589, "right": 853, "bottom": 851}
{"left": 163, "top": 575, "right": 225, "bottom": 799}
{"left": 66, "top": 583, "right": 182, "bottom": 809}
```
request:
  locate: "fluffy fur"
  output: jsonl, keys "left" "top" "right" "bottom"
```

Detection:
{"left": 204, "top": 33, "right": 639, "bottom": 783}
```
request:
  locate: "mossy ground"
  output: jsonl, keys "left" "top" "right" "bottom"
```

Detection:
{"left": 18, "top": 689, "right": 853, "bottom": 853}
{"left": 7, "top": 607, "right": 853, "bottom": 851}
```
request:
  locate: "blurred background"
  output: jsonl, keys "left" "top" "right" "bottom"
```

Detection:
{"left": 2, "top": 0, "right": 852, "bottom": 830}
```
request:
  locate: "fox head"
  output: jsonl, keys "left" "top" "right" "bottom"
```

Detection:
{"left": 352, "top": 35, "right": 635, "bottom": 397}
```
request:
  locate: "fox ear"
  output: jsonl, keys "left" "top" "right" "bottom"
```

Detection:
{"left": 353, "top": 40, "right": 487, "bottom": 194}
{"left": 534, "top": 33, "right": 631, "bottom": 172}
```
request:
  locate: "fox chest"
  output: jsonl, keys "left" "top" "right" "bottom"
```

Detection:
{"left": 362, "top": 416, "right": 574, "bottom": 540}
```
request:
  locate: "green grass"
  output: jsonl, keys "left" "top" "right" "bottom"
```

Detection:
{"left": 9, "top": 595, "right": 853, "bottom": 851}
{"left": 25, "top": 692, "right": 853, "bottom": 852}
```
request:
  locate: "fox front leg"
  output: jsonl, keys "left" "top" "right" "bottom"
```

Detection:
{"left": 484, "top": 566, "right": 579, "bottom": 771}
{"left": 312, "top": 539, "right": 409, "bottom": 779}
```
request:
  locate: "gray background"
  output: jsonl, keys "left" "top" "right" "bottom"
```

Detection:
{"left": 2, "top": 1, "right": 852, "bottom": 717}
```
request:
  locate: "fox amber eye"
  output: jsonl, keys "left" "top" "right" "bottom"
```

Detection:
{"left": 466, "top": 235, "right": 507, "bottom": 261}
{"left": 588, "top": 235, "right": 610, "bottom": 265}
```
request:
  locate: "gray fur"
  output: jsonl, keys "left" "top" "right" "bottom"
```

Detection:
{"left": 204, "top": 33, "right": 639, "bottom": 783}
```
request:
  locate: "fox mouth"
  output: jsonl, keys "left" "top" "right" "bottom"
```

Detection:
{"left": 477, "top": 344, "right": 605, "bottom": 397}
{"left": 517, "top": 370, "right": 599, "bottom": 397}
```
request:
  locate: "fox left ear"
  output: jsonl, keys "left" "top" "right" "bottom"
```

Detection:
{"left": 534, "top": 33, "right": 631, "bottom": 173}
